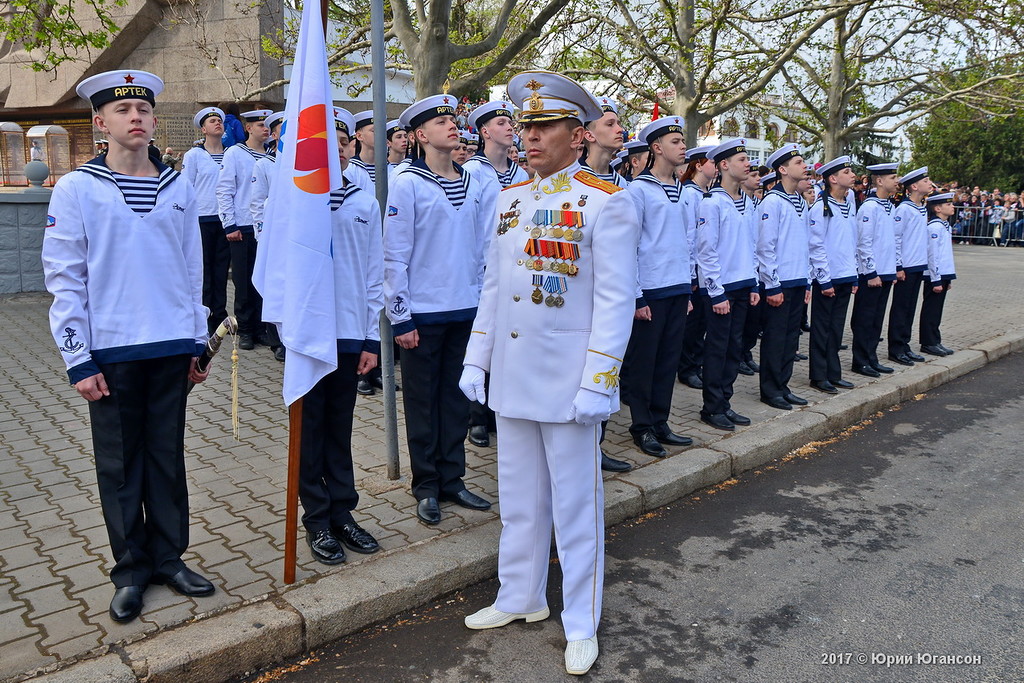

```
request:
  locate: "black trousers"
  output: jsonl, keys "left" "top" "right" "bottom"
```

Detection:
{"left": 400, "top": 320, "right": 472, "bottom": 500}
{"left": 229, "top": 230, "right": 262, "bottom": 335}
{"left": 809, "top": 281, "right": 853, "bottom": 382}
{"left": 759, "top": 286, "right": 805, "bottom": 400}
{"left": 701, "top": 291, "right": 749, "bottom": 417}
{"left": 622, "top": 293, "right": 689, "bottom": 436}
{"left": 741, "top": 289, "right": 764, "bottom": 362}
{"left": 199, "top": 217, "right": 230, "bottom": 336}
{"left": 678, "top": 285, "right": 706, "bottom": 379}
{"left": 850, "top": 279, "right": 892, "bottom": 368}
{"left": 299, "top": 352, "right": 360, "bottom": 532}
{"left": 88, "top": 355, "right": 192, "bottom": 587}
{"left": 888, "top": 270, "right": 923, "bottom": 356}
{"left": 919, "top": 280, "right": 950, "bottom": 346}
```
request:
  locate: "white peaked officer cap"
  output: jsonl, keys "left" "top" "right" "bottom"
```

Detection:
{"left": 354, "top": 110, "right": 374, "bottom": 129}
{"left": 710, "top": 138, "right": 746, "bottom": 163}
{"left": 866, "top": 162, "right": 899, "bottom": 175}
{"left": 638, "top": 116, "right": 684, "bottom": 145}
{"left": 817, "top": 155, "right": 852, "bottom": 178}
{"left": 193, "top": 106, "right": 225, "bottom": 129}
{"left": 684, "top": 145, "right": 713, "bottom": 162}
{"left": 507, "top": 71, "right": 603, "bottom": 124}
{"left": 468, "top": 100, "right": 516, "bottom": 130}
{"left": 76, "top": 70, "right": 163, "bottom": 110}
{"left": 240, "top": 109, "right": 273, "bottom": 122}
{"left": 399, "top": 95, "right": 458, "bottom": 129}
{"left": 900, "top": 167, "right": 929, "bottom": 185}
{"left": 767, "top": 144, "right": 801, "bottom": 170}
{"left": 333, "top": 107, "right": 356, "bottom": 136}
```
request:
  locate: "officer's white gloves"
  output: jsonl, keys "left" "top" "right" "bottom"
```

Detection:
{"left": 459, "top": 364, "right": 487, "bottom": 404}
{"left": 568, "top": 388, "right": 612, "bottom": 426}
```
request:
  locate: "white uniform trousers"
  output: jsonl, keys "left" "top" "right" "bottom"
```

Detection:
{"left": 493, "top": 415, "right": 604, "bottom": 641}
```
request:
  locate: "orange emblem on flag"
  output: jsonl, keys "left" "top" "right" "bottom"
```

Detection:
{"left": 293, "top": 104, "right": 331, "bottom": 194}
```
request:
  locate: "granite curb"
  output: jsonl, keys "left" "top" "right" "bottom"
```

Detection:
{"left": 22, "top": 328, "right": 1024, "bottom": 683}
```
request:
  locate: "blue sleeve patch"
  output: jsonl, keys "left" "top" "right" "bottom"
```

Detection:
{"left": 761, "top": 213, "right": 769, "bottom": 220}
{"left": 894, "top": 216, "right": 902, "bottom": 222}
{"left": 387, "top": 205, "right": 399, "bottom": 216}
{"left": 930, "top": 233, "right": 938, "bottom": 238}
{"left": 809, "top": 219, "right": 816, "bottom": 226}
{"left": 697, "top": 217, "right": 706, "bottom": 226}
{"left": 862, "top": 216, "right": 869, "bottom": 222}
{"left": 46, "top": 214, "right": 56, "bottom": 228}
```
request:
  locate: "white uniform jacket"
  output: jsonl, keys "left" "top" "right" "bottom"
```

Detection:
{"left": 216, "top": 143, "right": 266, "bottom": 232}
{"left": 580, "top": 162, "right": 629, "bottom": 189}
{"left": 627, "top": 171, "right": 693, "bottom": 305}
{"left": 808, "top": 197, "right": 859, "bottom": 288}
{"left": 681, "top": 180, "right": 705, "bottom": 282}
{"left": 249, "top": 155, "right": 275, "bottom": 237}
{"left": 345, "top": 162, "right": 373, "bottom": 194}
{"left": 757, "top": 188, "right": 811, "bottom": 295}
{"left": 892, "top": 200, "right": 929, "bottom": 272}
{"left": 464, "top": 162, "right": 640, "bottom": 422}
{"left": 42, "top": 156, "right": 207, "bottom": 384}
{"left": 855, "top": 196, "right": 897, "bottom": 281}
{"left": 926, "top": 218, "right": 957, "bottom": 283}
{"left": 329, "top": 182, "right": 385, "bottom": 352}
{"left": 696, "top": 187, "right": 758, "bottom": 304}
{"left": 383, "top": 159, "right": 490, "bottom": 335}
{"left": 181, "top": 145, "right": 223, "bottom": 218}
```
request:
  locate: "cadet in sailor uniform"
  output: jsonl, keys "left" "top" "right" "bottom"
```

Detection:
{"left": 42, "top": 70, "right": 214, "bottom": 625}
{"left": 621, "top": 116, "right": 694, "bottom": 457}
{"left": 621, "top": 139, "right": 649, "bottom": 183}
{"left": 756, "top": 144, "right": 811, "bottom": 410}
{"left": 611, "top": 149, "right": 627, "bottom": 180}
{"left": 385, "top": 120, "right": 408, "bottom": 181}
{"left": 384, "top": 94, "right": 493, "bottom": 526}
{"left": 349, "top": 111, "right": 378, "bottom": 184}
{"left": 466, "top": 131, "right": 479, "bottom": 157}
{"left": 849, "top": 162, "right": 900, "bottom": 377}
{"left": 248, "top": 111, "right": 284, "bottom": 238}
{"left": 460, "top": 70, "right": 639, "bottom": 677}
{"left": 216, "top": 108, "right": 272, "bottom": 350}
{"left": 887, "top": 167, "right": 935, "bottom": 366}
{"left": 677, "top": 144, "right": 715, "bottom": 390}
{"left": 739, "top": 164, "right": 765, "bottom": 376}
{"left": 579, "top": 96, "right": 628, "bottom": 187}
{"left": 808, "top": 156, "right": 861, "bottom": 394}
{"left": 920, "top": 192, "right": 957, "bottom": 356}
{"left": 696, "top": 138, "right": 760, "bottom": 430}
{"left": 181, "top": 106, "right": 229, "bottom": 336}
{"left": 298, "top": 108, "right": 384, "bottom": 565}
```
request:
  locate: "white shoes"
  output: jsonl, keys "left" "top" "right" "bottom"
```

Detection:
{"left": 565, "top": 635, "right": 599, "bottom": 675}
{"left": 464, "top": 603, "right": 550, "bottom": 630}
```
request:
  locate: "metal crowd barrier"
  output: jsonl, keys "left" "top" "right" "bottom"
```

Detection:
{"left": 950, "top": 205, "right": 1024, "bottom": 246}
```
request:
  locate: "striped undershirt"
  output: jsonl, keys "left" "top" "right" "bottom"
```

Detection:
{"left": 210, "top": 153, "right": 224, "bottom": 165}
{"left": 733, "top": 196, "right": 747, "bottom": 214}
{"left": 661, "top": 182, "right": 681, "bottom": 203}
{"left": 329, "top": 183, "right": 358, "bottom": 211}
{"left": 437, "top": 175, "right": 466, "bottom": 208}
{"left": 496, "top": 165, "right": 518, "bottom": 188}
{"left": 833, "top": 198, "right": 852, "bottom": 218}
{"left": 112, "top": 172, "right": 160, "bottom": 215}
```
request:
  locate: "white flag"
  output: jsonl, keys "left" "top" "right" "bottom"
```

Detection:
{"left": 253, "top": 0, "right": 342, "bottom": 406}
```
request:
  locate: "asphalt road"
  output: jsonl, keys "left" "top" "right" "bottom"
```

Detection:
{"left": 241, "top": 352, "right": 1024, "bottom": 683}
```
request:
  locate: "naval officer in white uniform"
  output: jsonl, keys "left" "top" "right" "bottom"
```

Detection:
{"left": 460, "top": 71, "right": 640, "bottom": 676}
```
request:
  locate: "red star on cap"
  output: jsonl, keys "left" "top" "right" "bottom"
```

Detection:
{"left": 443, "top": 96, "right": 450, "bottom": 104}
{"left": 124, "top": 74, "right": 135, "bottom": 83}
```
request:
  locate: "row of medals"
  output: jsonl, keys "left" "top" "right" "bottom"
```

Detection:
{"left": 499, "top": 205, "right": 581, "bottom": 309}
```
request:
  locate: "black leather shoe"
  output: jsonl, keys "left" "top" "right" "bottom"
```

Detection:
{"left": 784, "top": 392, "right": 808, "bottom": 405}
{"left": 273, "top": 346, "right": 286, "bottom": 362}
{"left": 468, "top": 425, "right": 490, "bottom": 447}
{"left": 832, "top": 379, "right": 855, "bottom": 389}
{"left": 888, "top": 353, "right": 915, "bottom": 366}
{"left": 851, "top": 365, "right": 880, "bottom": 378}
{"left": 761, "top": 395, "right": 792, "bottom": 410}
{"left": 872, "top": 363, "right": 894, "bottom": 374}
{"left": 416, "top": 497, "right": 441, "bottom": 525}
{"left": 794, "top": 352, "right": 808, "bottom": 361}
{"left": 653, "top": 428, "right": 693, "bottom": 446}
{"left": 811, "top": 380, "right": 838, "bottom": 394}
{"left": 679, "top": 374, "right": 703, "bottom": 389}
{"left": 356, "top": 379, "right": 375, "bottom": 396}
{"left": 152, "top": 567, "right": 215, "bottom": 596}
{"left": 307, "top": 529, "right": 346, "bottom": 564}
{"left": 907, "top": 351, "right": 926, "bottom": 362}
{"left": 736, "top": 361, "right": 755, "bottom": 376}
{"left": 938, "top": 345, "right": 954, "bottom": 355}
{"left": 600, "top": 452, "right": 632, "bottom": 472}
{"left": 801, "top": 321, "right": 811, "bottom": 332}
{"left": 370, "top": 375, "right": 385, "bottom": 390}
{"left": 255, "top": 333, "right": 271, "bottom": 347}
{"left": 921, "top": 344, "right": 948, "bottom": 357}
{"left": 746, "top": 359, "right": 760, "bottom": 372}
{"left": 701, "top": 413, "right": 735, "bottom": 431}
{"left": 633, "top": 430, "right": 667, "bottom": 457}
{"left": 238, "top": 333, "right": 254, "bottom": 350}
{"left": 336, "top": 522, "right": 380, "bottom": 554}
{"left": 725, "top": 409, "right": 750, "bottom": 425}
{"left": 109, "top": 585, "right": 145, "bottom": 623}
{"left": 440, "top": 489, "right": 492, "bottom": 511}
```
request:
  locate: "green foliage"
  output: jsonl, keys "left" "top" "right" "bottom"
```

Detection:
{"left": 0, "top": 0, "right": 128, "bottom": 72}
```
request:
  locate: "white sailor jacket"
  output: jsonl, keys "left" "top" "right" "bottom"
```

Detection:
{"left": 328, "top": 183, "right": 385, "bottom": 352}
{"left": 627, "top": 172, "right": 693, "bottom": 306}
{"left": 757, "top": 188, "right": 811, "bottom": 294}
{"left": 808, "top": 197, "right": 859, "bottom": 288}
{"left": 855, "top": 196, "right": 897, "bottom": 280}
{"left": 696, "top": 187, "right": 758, "bottom": 304}
{"left": 249, "top": 155, "right": 275, "bottom": 237}
{"left": 926, "top": 218, "right": 957, "bottom": 283}
{"left": 892, "top": 200, "right": 929, "bottom": 271}
{"left": 181, "top": 145, "right": 223, "bottom": 218}
{"left": 216, "top": 143, "right": 266, "bottom": 232}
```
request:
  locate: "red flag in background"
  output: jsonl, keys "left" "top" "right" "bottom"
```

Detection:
{"left": 652, "top": 101, "right": 660, "bottom": 120}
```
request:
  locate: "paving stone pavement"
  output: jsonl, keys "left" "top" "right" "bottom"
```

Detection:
{"left": 0, "top": 245, "right": 1021, "bottom": 681}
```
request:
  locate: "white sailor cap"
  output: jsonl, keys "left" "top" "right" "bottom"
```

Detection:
{"left": 265, "top": 111, "right": 286, "bottom": 131}
{"left": 767, "top": 144, "right": 801, "bottom": 170}
{"left": 685, "top": 145, "right": 713, "bottom": 163}
{"left": 386, "top": 120, "right": 405, "bottom": 137}
{"left": 623, "top": 139, "right": 649, "bottom": 155}
{"left": 76, "top": 70, "right": 163, "bottom": 110}
{"left": 610, "top": 154, "right": 623, "bottom": 170}
{"left": 614, "top": 149, "right": 628, "bottom": 160}
{"left": 333, "top": 107, "right": 356, "bottom": 136}
{"left": 926, "top": 191, "right": 954, "bottom": 204}
{"left": 240, "top": 109, "right": 273, "bottom": 123}
{"left": 818, "top": 155, "right": 852, "bottom": 178}
{"left": 457, "top": 130, "right": 470, "bottom": 145}
{"left": 466, "top": 131, "right": 479, "bottom": 144}
{"left": 507, "top": 70, "right": 602, "bottom": 124}
{"left": 468, "top": 100, "right": 516, "bottom": 130}
{"left": 354, "top": 110, "right": 374, "bottom": 129}
{"left": 638, "top": 116, "right": 684, "bottom": 145}
{"left": 760, "top": 171, "right": 777, "bottom": 187}
{"left": 193, "top": 106, "right": 225, "bottom": 129}
{"left": 710, "top": 138, "right": 746, "bottom": 163}
{"left": 596, "top": 96, "right": 618, "bottom": 115}
{"left": 900, "top": 166, "right": 929, "bottom": 185}
{"left": 866, "top": 162, "right": 899, "bottom": 175}
{"left": 399, "top": 94, "right": 458, "bottom": 129}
